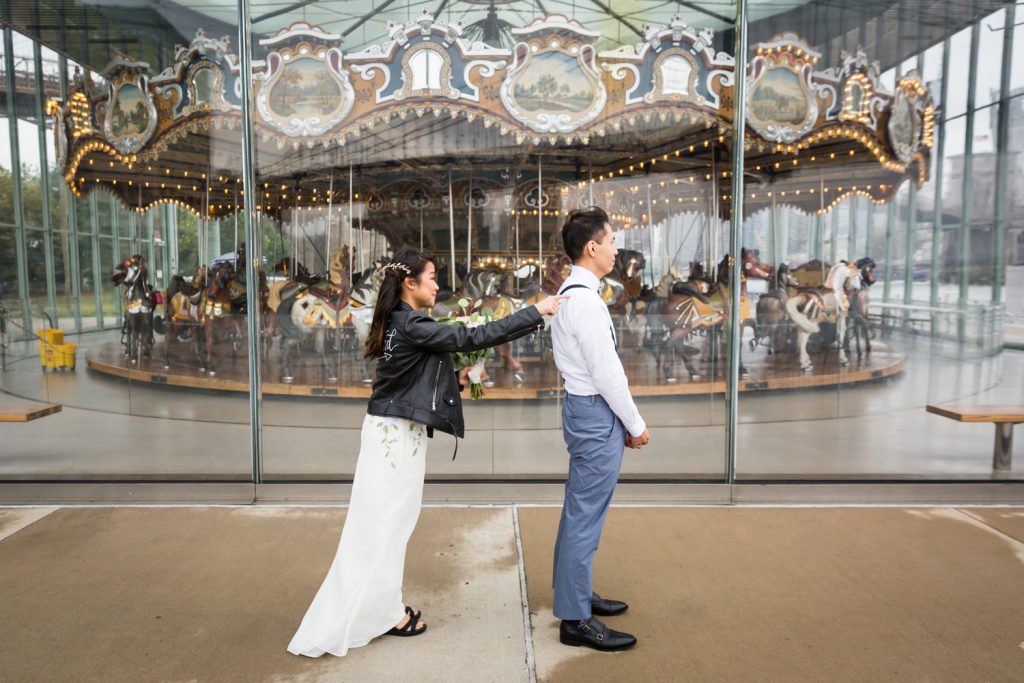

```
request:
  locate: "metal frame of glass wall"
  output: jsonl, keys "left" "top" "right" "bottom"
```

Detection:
{"left": 0, "top": 1, "right": 1021, "bottom": 502}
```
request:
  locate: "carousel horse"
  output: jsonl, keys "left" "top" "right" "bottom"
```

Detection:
{"left": 276, "top": 254, "right": 352, "bottom": 387}
{"left": 784, "top": 257, "right": 876, "bottom": 372}
{"left": 264, "top": 255, "right": 338, "bottom": 354}
{"left": 157, "top": 265, "right": 207, "bottom": 369}
{"left": 111, "top": 254, "right": 157, "bottom": 364}
{"left": 224, "top": 243, "right": 269, "bottom": 316}
{"left": 753, "top": 263, "right": 800, "bottom": 354}
{"left": 643, "top": 257, "right": 756, "bottom": 381}
{"left": 434, "top": 267, "right": 529, "bottom": 383}
{"left": 197, "top": 261, "right": 244, "bottom": 376}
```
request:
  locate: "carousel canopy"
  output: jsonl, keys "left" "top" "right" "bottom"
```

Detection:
{"left": 49, "top": 13, "right": 935, "bottom": 226}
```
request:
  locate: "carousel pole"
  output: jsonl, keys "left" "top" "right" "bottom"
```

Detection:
{"left": 419, "top": 208, "right": 424, "bottom": 250}
{"left": 203, "top": 172, "right": 211, "bottom": 270}
{"left": 514, "top": 207, "right": 521, "bottom": 296}
{"left": 358, "top": 196, "right": 364, "bottom": 273}
{"left": 467, "top": 167, "right": 473, "bottom": 275}
{"left": 770, "top": 193, "right": 779, "bottom": 272}
{"left": 819, "top": 169, "right": 827, "bottom": 268}
{"left": 710, "top": 143, "right": 718, "bottom": 270}
{"left": 233, "top": 185, "right": 239, "bottom": 259}
{"left": 537, "top": 156, "right": 543, "bottom": 274}
{"left": 293, "top": 184, "right": 299, "bottom": 273}
{"left": 447, "top": 167, "right": 456, "bottom": 291}
{"left": 645, "top": 181, "right": 655, "bottom": 286}
{"left": 326, "top": 168, "right": 334, "bottom": 273}
{"left": 348, "top": 163, "right": 354, "bottom": 277}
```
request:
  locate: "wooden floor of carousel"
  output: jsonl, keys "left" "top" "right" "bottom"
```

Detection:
{"left": 85, "top": 331, "right": 906, "bottom": 398}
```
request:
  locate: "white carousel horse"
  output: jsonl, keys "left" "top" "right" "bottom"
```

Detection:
{"left": 275, "top": 249, "right": 356, "bottom": 383}
{"left": 784, "top": 258, "right": 876, "bottom": 372}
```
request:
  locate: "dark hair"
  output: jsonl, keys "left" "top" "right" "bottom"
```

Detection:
{"left": 561, "top": 206, "right": 609, "bottom": 262}
{"left": 364, "top": 247, "right": 436, "bottom": 359}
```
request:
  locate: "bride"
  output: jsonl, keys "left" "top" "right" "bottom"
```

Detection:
{"left": 287, "top": 247, "right": 565, "bottom": 656}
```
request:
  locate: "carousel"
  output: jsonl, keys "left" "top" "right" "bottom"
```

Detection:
{"left": 50, "top": 13, "right": 931, "bottom": 398}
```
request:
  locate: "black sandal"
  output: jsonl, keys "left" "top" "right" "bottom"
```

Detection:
{"left": 385, "top": 606, "right": 427, "bottom": 637}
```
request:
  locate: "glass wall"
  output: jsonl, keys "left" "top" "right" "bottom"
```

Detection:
{"left": 249, "top": 2, "right": 737, "bottom": 481}
{"left": 0, "top": 3, "right": 252, "bottom": 482}
{"left": 0, "top": 0, "right": 1020, "bottom": 494}
{"left": 737, "top": 1, "right": 1019, "bottom": 480}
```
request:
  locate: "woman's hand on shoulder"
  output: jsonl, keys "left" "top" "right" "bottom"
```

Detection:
{"left": 533, "top": 294, "right": 569, "bottom": 317}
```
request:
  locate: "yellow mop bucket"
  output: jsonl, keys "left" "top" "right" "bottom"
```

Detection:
{"left": 37, "top": 329, "right": 73, "bottom": 370}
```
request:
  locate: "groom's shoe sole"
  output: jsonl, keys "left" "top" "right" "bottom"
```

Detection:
{"left": 559, "top": 634, "right": 637, "bottom": 651}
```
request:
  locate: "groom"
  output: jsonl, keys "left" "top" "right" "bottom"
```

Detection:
{"left": 550, "top": 206, "right": 650, "bottom": 651}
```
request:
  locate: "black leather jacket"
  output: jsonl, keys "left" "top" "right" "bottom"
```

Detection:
{"left": 367, "top": 301, "right": 544, "bottom": 441}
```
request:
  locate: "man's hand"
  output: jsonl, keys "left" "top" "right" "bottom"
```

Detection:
{"left": 626, "top": 429, "right": 650, "bottom": 449}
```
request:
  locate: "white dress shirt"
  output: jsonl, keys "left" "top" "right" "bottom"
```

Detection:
{"left": 551, "top": 265, "right": 646, "bottom": 437}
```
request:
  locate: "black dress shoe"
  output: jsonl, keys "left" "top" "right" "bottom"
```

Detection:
{"left": 559, "top": 617, "right": 637, "bottom": 651}
{"left": 591, "top": 591, "right": 628, "bottom": 617}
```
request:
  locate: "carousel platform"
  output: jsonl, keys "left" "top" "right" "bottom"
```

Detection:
{"left": 84, "top": 338, "right": 905, "bottom": 399}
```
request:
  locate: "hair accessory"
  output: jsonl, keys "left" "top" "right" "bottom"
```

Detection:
{"left": 383, "top": 261, "right": 411, "bottom": 276}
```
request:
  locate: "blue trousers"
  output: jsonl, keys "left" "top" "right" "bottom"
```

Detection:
{"left": 552, "top": 393, "right": 625, "bottom": 620}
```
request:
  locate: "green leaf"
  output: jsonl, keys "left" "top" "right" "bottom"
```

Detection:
{"left": 482, "top": 307, "right": 494, "bottom": 318}
{"left": 474, "top": 299, "right": 483, "bottom": 308}
{"left": 458, "top": 298, "right": 469, "bottom": 309}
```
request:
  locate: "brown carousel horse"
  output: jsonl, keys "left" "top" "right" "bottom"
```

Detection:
{"left": 643, "top": 257, "right": 756, "bottom": 381}
{"left": 753, "top": 263, "right": 800, "bottom": 354}
{"left": 197, "top": 261, "right": 245, "bottom": 376}
{"left": 158, "top": 265, "right": 206, "bottom": 369}
{"left": 111, "top": 254, "right": 158, "bottom": 364}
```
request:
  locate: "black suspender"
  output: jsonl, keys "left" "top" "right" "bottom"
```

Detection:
{"left": 558, "top": 283, "right": 591, "bottom": 295}
{"left": 556, "top": 283, "right": 616, "bottom": 346}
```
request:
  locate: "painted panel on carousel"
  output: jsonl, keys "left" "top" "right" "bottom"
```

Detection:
{"left": 746, "top": 34, "right": 821, "bottom": 144}
{"left": 100, "top": 58, "right": 158, "bottom": 155}
{"left": 600, "top": 17, "right": 733, "bottom": 109}
{"left": 500, "top": 15, "right": 606, "bottom": 134}
{"left": 254, "top": 23, "right": 354, "bottom": 137}
{"left": 347, "top": 11, "right": 509, "bottom": 104}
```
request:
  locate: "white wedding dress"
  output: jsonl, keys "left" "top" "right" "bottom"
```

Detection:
{"left": 288, "top": 414, "right": 428, "bottom": 657}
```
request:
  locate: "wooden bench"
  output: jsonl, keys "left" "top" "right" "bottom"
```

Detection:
{"left": 926, "top": 404, "right": 1024, "bottom": 470}
{"left": 0, "top": 403, "right": 62, "bottom": 423}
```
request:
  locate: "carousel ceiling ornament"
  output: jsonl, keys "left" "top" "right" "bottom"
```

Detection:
{"left": 600, "top": 15, "right": 734, "bottom": 110}
{"left": 48, "top": 15, "right": 934, "bottom": 220}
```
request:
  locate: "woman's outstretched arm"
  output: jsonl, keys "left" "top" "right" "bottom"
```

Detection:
{"left": 403, "top": 296, "right": 565, "bottom": 353}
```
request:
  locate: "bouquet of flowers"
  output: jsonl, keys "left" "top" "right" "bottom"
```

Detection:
{"left": 436, "top": 298, "right": 494, "bottom": 399}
